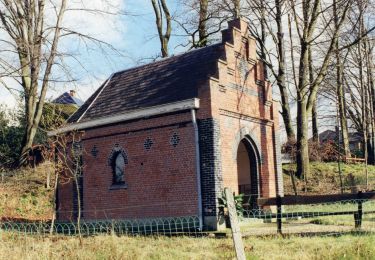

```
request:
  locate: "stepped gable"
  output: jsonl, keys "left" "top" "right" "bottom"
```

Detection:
{"left": 68, "top": 43, "right": 224, "bottom": 123}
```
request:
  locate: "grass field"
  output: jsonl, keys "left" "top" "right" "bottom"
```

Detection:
{"left": 1, "top": 232, "right": 375, "bottom": 260}
{"left": 0, "top": 163, "right": 54, "bottom": 220}
{"left": 283, "top": 162, "right": 375, "bottom": 195}
{"left": 1, "top": 162, "right": 375, "bottom": 259}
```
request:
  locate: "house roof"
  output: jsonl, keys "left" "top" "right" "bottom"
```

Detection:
{"left": 318, "top": 129, "right": 363, "bottom": 143}
{"left": 318, "top": 130, "right": 337, "bottom": 142}
{"left": 53, "top": 92, "right": 84, "bottom": 107}
{"left": 68, "top": 43, "right": 223, "bottom": 123}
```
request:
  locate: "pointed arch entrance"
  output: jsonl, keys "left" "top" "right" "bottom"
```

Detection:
{"left": 236, "top": 136, "right": 261, "bottom": 208}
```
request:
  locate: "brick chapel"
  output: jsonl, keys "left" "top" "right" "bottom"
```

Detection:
{"left": 52, "top": 19, "right": 283, "bottom": 230}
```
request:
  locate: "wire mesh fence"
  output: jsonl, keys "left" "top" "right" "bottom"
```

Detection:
{"left": 1, "top": 193, "right": 375, "bottom": 239}
{"left": 239, "top": 194, "right": 375, "bottom": 236}
{"left": 0, "top": 216, "right": 201, "bottom": 238}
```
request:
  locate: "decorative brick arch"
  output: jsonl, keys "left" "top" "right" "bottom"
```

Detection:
{"left": 232, "top": 127, "right": 262, "bottom": 161}
{"left": 233, "top": 127, "right": 262, "bottom": 206}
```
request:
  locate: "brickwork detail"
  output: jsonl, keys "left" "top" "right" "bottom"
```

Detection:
{"left": 144, "top": 137, "right": 153, "bottom": 150}
{"left": 198, "top": 118, "right": 223, "bottom": 217}
{"left": 90, "top": 145, "right": 99, "bottom": 157}
{"left": 170, "top": 132, "right": 180, "bottom": 147}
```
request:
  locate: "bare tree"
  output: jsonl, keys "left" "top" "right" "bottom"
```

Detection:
{"left": 244, "top": 0, "right": 296, "bottom": 141}
{"left": 0, "top": 0, "right": 67, "bottom": 165}
{"left": 233, "top": 0, "right": 241, "bottom": 18}
{"left": 288, "top": 0, "right": 352, "bottom": 178}
{"left": 343, "top": 0, "right": 375, "bottom": 169}
{"left": 151, "top": 0, "right": 172, "bottom": 57}
{"left": 198, "top": 0, "right": 209, "bottom": 47}
{"left": 51, "top": 131, "right": 84, "bottom": 242}
{"left": 334, "top": 0, "right": 350, "bottom": 157}
{"left": 174, "top": 0, "right": 233, "bottom": 49}
{"left": 0, "top": 0, "right": 126, "bottom": 166}
{"left": 274, "top": 0, "right": 295, "bottom": 141}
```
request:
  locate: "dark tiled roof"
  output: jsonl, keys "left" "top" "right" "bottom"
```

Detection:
{"left": 68, "top": 43, "right": 223, "bottom": 123}
{"left": 53, "top": 92, "right": 84, "bottom": 107}
{"left": 319, "top": 130, "right": 336, "bottom": 142}
{"left": 318, "top": 130, "right": 363, "bottom": 143}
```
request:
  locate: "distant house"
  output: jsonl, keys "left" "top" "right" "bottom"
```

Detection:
{"left": 40, "top": 90, "right": 84, "bottom": 130}
{"left": 29, "top": 91, "right": 84, "bottom": 166}
{"left": 51, "top": 19, "right": 282, "bottom": 231}
{"left": 52, "top": 90, "right": 84, "bottom": 107}
{"left": 318, "top": 129, "right": 363, "bottom": 152}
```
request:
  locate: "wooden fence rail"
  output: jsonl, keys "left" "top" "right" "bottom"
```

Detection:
{"left": 257, "top": 192, "right": 375, "bottom": 206}
{"left": 256, "top": 192, "right": 375, "bottom": 234}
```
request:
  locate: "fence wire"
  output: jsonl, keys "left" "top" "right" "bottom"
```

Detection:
{"left": 1, "top": 199, "right": 375, "bottom": 239}
{"left": 240, "top": 199, "right": 375, "bottom": 236}
{"left": 0, "top": 216, "right": 201, "bottom": 238}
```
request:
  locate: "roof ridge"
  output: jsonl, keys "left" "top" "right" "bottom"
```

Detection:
{"left": 68, "top": 42, "right": 223, "bottom": 123}
{"left": 113, "top": 43, "right": 222, "bottom": 76}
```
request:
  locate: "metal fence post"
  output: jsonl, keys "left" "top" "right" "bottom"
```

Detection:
{"left": 355, "top": 191, "right": 363, "bottom": 229}
{"left": 276, "top": 195, "right": 282, "bottom": 234}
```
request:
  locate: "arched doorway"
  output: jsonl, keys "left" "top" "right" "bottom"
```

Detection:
{"left": 236, "top": 137, "right": 260, "bottom": 209}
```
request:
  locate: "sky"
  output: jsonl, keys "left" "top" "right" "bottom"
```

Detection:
{"left": 0, "top": 0, "right": 187, "bottom": 108}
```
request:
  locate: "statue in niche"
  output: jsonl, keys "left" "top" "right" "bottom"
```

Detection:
{"left": 113, "top": 152, "right": 125, "bottom": 184}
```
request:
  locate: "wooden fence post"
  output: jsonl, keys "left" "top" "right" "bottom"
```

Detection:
{"left": 276, "top": 195, "right": 282, "bottom": 234}
{"left": 354, "top": 191, "right": 363, "bottom": 229}
{"left": 224, "top": 188, "right": 246, "bottom": 260}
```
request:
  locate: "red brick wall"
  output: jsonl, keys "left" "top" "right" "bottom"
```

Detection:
{"left": 196, "top": 19, "right": 278, "bottom": 198}
{"left": 57, "top": 112, "right": 199, "bottom": 221}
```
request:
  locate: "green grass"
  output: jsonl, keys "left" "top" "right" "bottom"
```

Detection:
{"left": 1, "top": 233, "right": 375, "bottom": 260}
{"left": 283, "top": 162, "right": 375, "bottom": 195}
{"left": 1, "top": 162, "right": 375, "bottom": 259}
{"left": 0, "top": 163, "right": 55, "bottom": 220}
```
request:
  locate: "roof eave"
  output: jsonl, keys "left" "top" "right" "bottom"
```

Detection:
{"left": 48, "top": 98, "right": 200, "bottom": 136}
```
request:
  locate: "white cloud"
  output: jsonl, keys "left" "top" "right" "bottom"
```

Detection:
{"left": 62, "top": 0, "right": 126, "bottom": 45}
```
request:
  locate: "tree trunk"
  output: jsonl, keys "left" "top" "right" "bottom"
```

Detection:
{"left": 151, "top": 0, "right": 172, "bottom": 57}
{"left": 312, "top": 102, "right": 319, "bottom": 142}
{"left": 334, "top": 0, "right": 350, "bottom": 157}
{"left": 364, "top": 34, "right": 375, "bottom": 164}
{"left": 358, "top": 16, "right": 369, "bottom": 188}
{"left": 233, "top": 0, "right": 240, "bottom": 18}
{"left": 198, "top": 0, "right": 208, "bottom": 47}
{"left": 336, "top": 67, "right": 350, "bottom": 157}
{"left": 275, "top": 0, "right": 295, "bottom": 141}
{"left": 295, "top": 32, "right": 310, "bottom": 178}
{"left": 308, "top": 46, "right": 319, "bottom": 142}
{"left": 19, "top": 124, "right": 38, "bottom": 165}
{"left": 296, "top": 99, "right": 310, "bottom": 179}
